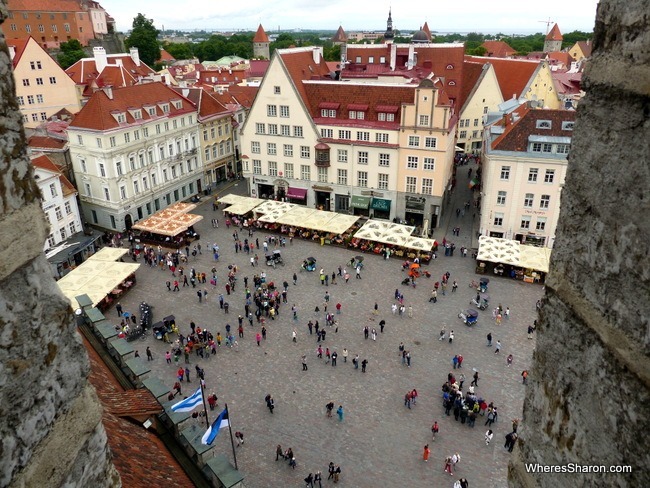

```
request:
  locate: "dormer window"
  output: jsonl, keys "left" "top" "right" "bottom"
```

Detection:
{"left": 144, "top": 106, "right": 156, "bottom": 116}
{"left": 446, "top": 64, "right": 454, "bottom": 70}
{"left": 172, "top": 100, "right": 182, "bottom": 110}
{"left": 349, "top": 111, "right": 365, "bottom": 120}
{"left": 562, "top": 121, "right": 574, "bottom": 130}
{"left": 536, "top": 120, "right": 552, "bottom": 129}
{"left": 320, "top": 109, "right": 336, "bottom": 118}
{"left": 448, "top": 81, "right": 456, "bottom": 86}
{"left": 159, "top": 103, "right": 170, "bottom": 113}
{"left": 112, "top": 111, "right": 126, "bottom": 123}
{"left": 131, "top": 109, "right": 142, "bottom": 120}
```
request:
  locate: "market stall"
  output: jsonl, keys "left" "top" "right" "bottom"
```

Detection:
{"left": 132, "top": 203, "right": 203, "bottom": 247}
{"left": 348, "top": 220, "right": 435, "bottom": 261}
{"left": 475, "top": 236, "right": 549, "bottom": 282}
{"left": 222, "top": 196, "right": 264, "bottom": 216}
{"left": 57, "top": 249, "right": 140, "bottom": 310}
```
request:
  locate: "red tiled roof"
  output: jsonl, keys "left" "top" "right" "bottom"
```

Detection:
{"left": 552, "top": 71, "right": 582, "bottom": 96}
{"left": 226, "top": 84, "right": 259, "bottom": 109}
{"left": 332, "top": 26, "right": 347, "bottom": 43}
{"left": 492, "top": 107, "right": 576, "bottom": 152}
{"left": 198, "top": 69, "right": 245, "bottom": 85}
{"left": 69, "top": 82, "right": 196, "bottom": 131}
{"left": 466, "top": 56, "right": 539, "bottom": 101}
{"left": 159, "top": 49, "right": 175, "bottom": 62}
{"left": 82, "top": 335, "right": 193, "bottom": 487}
{"left": 548, "top": 51, "right": 574, "bottom": 67}
{"left": 31, "top": 154, "right": 77, "bottom": 196}
{"left": 459, "top": 61, "right": 487, "bottom": 111}
{"left": 253, "top": 24, "right": 269, "bottom": 43}
{"left": 66, "top": 54, "right": 155, "bottom": 87}
{"left": 172, "top": 86, "right": 229, "bottom": 122}
{"left": 7, "top": 37, "right": 29, "bottom": 69}
{"left": 481, "top": 40, "right": 516, "bottom": 58}
{"left": 28, "top": 135, "right": 67, "bottom": 150}
{"left": 248, "top": 59, "right": 270, "bottom": 78}
{"left": 546, "top": 24, "right": 563, "bottom": 41}
{"left": 575, "top": 41, "right": 592, "bottom": 57}
{"left": 7, "top": 0, "right": 85, "bottom": 11}
{"left": 278, "top": 49, "right": 333, "bottom": 105}
{"left": 303, "top": 82, "right": 416, "bottom": 125}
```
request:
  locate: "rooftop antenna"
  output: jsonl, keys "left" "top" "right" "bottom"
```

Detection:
{"left": 538, "top": 17, "right": 554, "bottom": 35}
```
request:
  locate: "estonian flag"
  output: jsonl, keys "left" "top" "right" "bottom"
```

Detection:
{"left": 202, "top": 407, "right": 229, "bottom": 445}
{"left": 171, "top": 387, "right": 203, "bottom": 412}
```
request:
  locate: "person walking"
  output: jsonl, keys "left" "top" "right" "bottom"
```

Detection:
{"left": 146, "top": 346, "right": 153, "bottom": 361}
{"left": 361, "top": 359, "right": 368, "bottom": 373}
{"left": 485, "top": 429, "right": 494, "bottom": 445}
{"left": 444, "top": 456, "right": 453, "bottom": 475}
{"left": 423, "top": 444, "right": 431, "bottom": 462}
{"left": 116, "top": 302, "right": 123, "bottom": 317}
{"left": 342, "top": 348, "right": 348, "bottom": 362}
{"left": 265, "top": 394, "right": 275, "bottom": 414}
{"left": 293, "top": 328, "right": 298, "bottom": 343}
{"left": 302, "top": 355, "right": 308, "bottom": 371}
{"left": 486, "top": 332, "right": 493, "bottom": 346}
{"left": 439, "top": 326, "right": 447, "bottom": 341}
{"left": 495, "top": 340, "right": 501, "bottom": 354}
{"left": 336, "top": 405, "right": 344, "bottom": 421}
{"left": 507, "top": 354, "right": 513, "bottom": 367}
{"left": 256, "top": 332, "right": 262, "bottom": 346}
{"left": 353, "top": 355, "right": 359, "bottom": 369}
{"left": 449, "top": 330, "right": 454, "bottom": 344}
{"left": 431, "top": 421, "right": 439, "bottom": 440}
{"left": 471, "top": 370, "right": 479, "bottom": 387}
{"left": 331, "top": 351, "right": 338, "bottom": 366}
{"left": 522, "top": 370, "right": 528, "bottom": 384}
{"left": 276, "top": 444, "right": 284, "bottom": 461}
{"left": 355, "top": 266, "right": 361, "bottom": 279}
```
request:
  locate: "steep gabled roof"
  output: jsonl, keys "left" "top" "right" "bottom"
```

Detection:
{"left": 159, "top": 49, "right": 175, "bottom": 62}
{"left": 575, "top": 40, "right": 592, "bottom": 57}
{"left": 226, "top": 85, "right": 259, "bottom": 109}
{"left": 65, "top": 54, "right": 155, "bottom": 87}
{"left": 332, "top": 26, "right": 348, "bottom": 43}
{"left": 546, "top": 24, "right": 563, "bottom": 41}
{"left": 7, "top": 37, "right": 29, "bottom": 69}
{"left": 253, "top": 24, "right": 270, "bottom": 43}
{"left": 466, "top": 56, "right": 539, "bottom": 101}
{"left": 69, "top": 82, "right": 195, "bottom": 131}
{"left": 277, "top": 48, "right": 333, "bottom": 106}
{"left": 459, "top": 61, "right": 489, "bottom": 111}
{"left": 31, "top": 154, "right": 76, "bottom": 196}
{"left": 548, "top": 51, "right": 574, "bottom": 67}
{"left": 481, "top": 40, "right": 516, "bottom": 58}
{"left": 491, "top": 107, "right": 576, "bottom": 152}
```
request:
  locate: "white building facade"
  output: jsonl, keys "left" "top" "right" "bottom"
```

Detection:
{"left": 67, "top": 83, "right": 202, "bottom": 232}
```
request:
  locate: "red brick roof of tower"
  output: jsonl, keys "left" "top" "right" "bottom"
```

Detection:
{"left": 332, "top": 26, "right": 348, "bottom": 43}
{"left": 546, "top": 23, "right": 563, "bottom": 41}
{"left": 422, "top": 22, "right": 432, "bottom": 41}
{"left": 253, "top": 24, "right": 270, "bottom": 43}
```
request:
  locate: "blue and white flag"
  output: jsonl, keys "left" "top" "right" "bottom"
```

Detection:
{"left": 202, "top": 407, "right": 230, "bottom": 445}
{"left": 171, "top": 387, "right": 203, "bottom": 412}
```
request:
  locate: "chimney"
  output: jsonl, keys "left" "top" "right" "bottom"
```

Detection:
{"left": 390, "top": 43, "right": 397, "bottom": 71}
{"left": 129, "top": 47, "right": 141, "bottom": 66}
{"left": 502, "top": 113, "right": 509, "bottom": 126}
{"left": 407, "top": 44, "right": 415, "bottom": 70}
{"left": 103, "top": 86, "right": 113, "bottom": 99}
{"left": 312, "top": 46, "right": 322, "bottom": 64}
{"left": 93, "top": 46, "right": 108, "bottom": 72}
{"left": 182, "top": 88, "right": 189, "bottom": 97}
{"left": 8, "top": 45, "right": 16, "bottom": 60}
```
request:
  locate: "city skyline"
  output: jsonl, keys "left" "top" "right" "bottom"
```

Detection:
{"left": 108, "top": 0, "right": 600, "bottom": 34}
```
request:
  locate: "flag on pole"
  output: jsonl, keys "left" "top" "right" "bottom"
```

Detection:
{"left": 202, "top": 407, "right": 230, "bottom": 445}
{"left": 170, "top": 387, "right": 203, "bottom": 412}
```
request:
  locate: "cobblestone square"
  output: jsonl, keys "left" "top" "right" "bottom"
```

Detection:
{"left": 113, "top": 176, "right": 542, "bottom": 487}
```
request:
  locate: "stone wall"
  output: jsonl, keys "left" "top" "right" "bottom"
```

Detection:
{"left": 0, "top": 2, "right": 120, "bottom": 486}
{"left": 509, "top": 0, "right": 650, "bottom": 486}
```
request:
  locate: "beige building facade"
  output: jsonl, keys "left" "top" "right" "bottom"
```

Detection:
{"left": 9, "top": 36, "right": 80, "bottom": 129}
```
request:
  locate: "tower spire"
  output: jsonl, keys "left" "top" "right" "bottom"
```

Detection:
{"left": 385, "top": 7, "right": 395, "bottom": 41}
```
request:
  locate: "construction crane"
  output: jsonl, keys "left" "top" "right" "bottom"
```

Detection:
{"left": 538, "top": 18, "right": 555, "bottom": 34}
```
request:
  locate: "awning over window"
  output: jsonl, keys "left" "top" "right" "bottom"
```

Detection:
{"left": 318, "top": 102, "right": 341, "bottom": 110}
{"left": 376, "top": 105, "right": 399, "bottom": 113}
{"left": 286, "top": 187, "right": 307, "bottom": 200}
{"left": 371, "top": 198, "right": 391, "bottom": 212}
{"left": 349, "top": 195, "right": 371, "bottom": 209}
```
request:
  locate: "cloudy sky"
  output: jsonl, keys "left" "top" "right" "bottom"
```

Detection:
{"left": 108, "top": 0, "right": 600, "bottom": 34}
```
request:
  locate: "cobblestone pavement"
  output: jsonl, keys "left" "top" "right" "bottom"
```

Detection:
{"left": 113, "top": 169, "right": 543, "bottom": 487}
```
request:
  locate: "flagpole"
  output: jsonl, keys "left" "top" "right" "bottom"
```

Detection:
{"left": 200, "top": 380, "right": 210, "bottom": 428}
{"left": 225, "top": 403, "right": 238, "bottom": 470}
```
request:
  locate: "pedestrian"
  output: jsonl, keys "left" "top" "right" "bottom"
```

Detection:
{"left": 314, "top": 471, "right": 322, "bottom": 487}
{"left": 235, "top": 431, "right": 244, "bottom": 446}
{"left": 342, "top": 348, "right": 348, "bottom": 362}
{"left": 444, "top": 456, "right": 453, "bottom": 475}
{"left": 256, "top": 332, "right": 262, "bottom": 346}
{"left": 485, "top": 409, "right": 496, "bottom": 426}
{"left": 165, "top": 351, "right": 172, "bottom": 364}
{"left": 522, "top": 370, "right": 528, "bottom": 384}
{"left": 276, "top": 444, "right": 284, "bottom": 461}
{"left": 331, "top": 351, "right": 338, "bottom": 366}
{"left": 423, "top": 444, "right": 431, "bottom": 462}
{"left": 292, "top": 328, "right": 297, "bottom": 343}
{"left": 452, "top": 280, "right": 458, "bottom": 292}
{"left": 486, "top": 332, "right": 493, "bottom": 346}
{"left": 451, "top": 452, "right": 461, "bottom": 473}
{"left": 439, "top": 326, "right": 447, "bottom": 341}
{"left": 373, "top": 302, "right": 378, "bottom": 315}
{"left": 265, "top": 394, "right": 275, "bottom": 414}
{"left": 471, "top": 370, "right": 479, "bottom": 387}
{"left": 185, "top": 367, "right": 191, "bottom": 382}
{"left": 507, "top": 354, "right": 513, "bottom": 367}
{"left": 453, "top": 355, "right": 459, "bottom": 369}
{"left": 146, "top": 346, "right": 153, "bottom": 361}
{"left": 431, "top": 421, "right": 439, "bottom": 440}
{"left": 304, "top": 473, "right": 314, "bottom": 487}
{"left": 355, "top": 266, "right": 361, "bottom": 279}
{"left": 336, "top": 405, "right": 344, "bottom": 421}
{"left": 449, "top": 330, "right": 454, "bottom": 344}
{"left": 361, "top": 359, "right": 368, "bottom": 372}
{"left": 495, "top": 340, "right": 501, "bottom": 354}
{"left": 485, "top": 429, "right": 494, "bottom": 445}
{"left": 404, "top": 392, "right": 411, "bottom": 409}
{"left": 371, "top": 328, "right": 377, "bottom": 341}
{"left": 353, "top": 354, "right": 359, "bottom": 369}
{"left": 457, "top": 354, "right": 464, "bottom": 369}
{"left": 116, "top": 302, "right": 123, "bottom": 317}
{"left": 527, "top": 325, "right": 535, "bottom": 339}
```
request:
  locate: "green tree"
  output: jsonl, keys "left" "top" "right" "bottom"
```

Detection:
{"left": 162, "top": 42, "right": 194, "bottom": 61}
{"left": 270, "top": 33, "right": 297, "bottom": 55}
{"left": 57, "top": 39, "right": 85, "bottom": 69}
{"left": 125, "top": 13, "right": 160, "bottom": 66}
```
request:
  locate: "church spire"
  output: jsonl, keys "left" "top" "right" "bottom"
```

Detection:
{"left": 385, "top": 7, "right": 394, "bottom": 41}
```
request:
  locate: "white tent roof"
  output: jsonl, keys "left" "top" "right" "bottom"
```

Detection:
{"left": 223, "top": 197, "right": 265, "bottom": 215}
{"left": 353, "top": 220, "right": 417, "bottom": 246}
{"left": 477, "top": 236, "right": 551, "bottom": 272}
{"left": 86, "top": 247, "right": 129, "bottom": 262}
{"left": 519, "top": 245, "right": 552, "bottom": 273}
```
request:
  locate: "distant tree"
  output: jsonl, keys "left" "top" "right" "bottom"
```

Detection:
{"left": 57, "top": 39, "right": 85, "bottom": 69}
{"left": 125, "top": 13, "right": 160, "bottom": 66}
{"left": 561, "top": 30, "right": 592, "bottom": 49}
{"left": 323, "top": 44, "right": 341, "bottom": 62}
{"left": 163, "top": 42, "right": 194, "bottom": 61}
{"left": 466, "top": 46, "right": 487, "bottom": 56}
{"left": 270, "top": 33, "right": 297, "bottom": 54}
